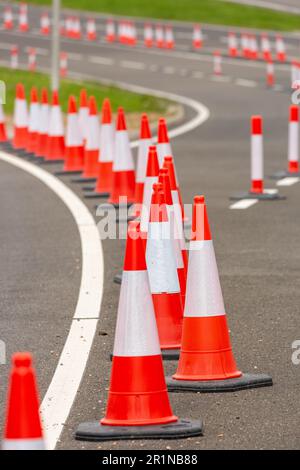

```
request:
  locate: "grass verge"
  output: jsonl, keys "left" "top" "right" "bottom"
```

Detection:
{"left": 24, "top": 0, "right": 300, "bottom": 31}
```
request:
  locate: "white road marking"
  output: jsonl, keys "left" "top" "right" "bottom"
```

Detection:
{"left": 277, "top": 176, "right": 300, "bottom": 186}
{"left": 192, "top": 70, "right": 204, "bottom": 79}
{"left": 211, "top": 75, "right": 231, "bottom": 82}
{"left": 235, "top": 78, "right": 257, "bottom": 87}
{"left": 230, "top": 199, "right": 259, "bottom": 209}
{"left": 0, "top": 42, "right": 15, "bottom": 50}
{"left": 0, "top": 150, "right": 104, "bottom": 451}
{"left": 88, "top": 55, "right": 114, "bottom": 65}
{"left": 264, "top": 188, "right": 278, "bottom": 194}
{"left": 25, "top": 46, "right": 48, "bottom": 56}
{"left": 67, "top": 52, "right": 83, "bottom": 61}
{"left": 120, "top": 60, "right": 146, "bottom": 70}
{"left": 163, "top": 66, "right": 175, "bottom": 74}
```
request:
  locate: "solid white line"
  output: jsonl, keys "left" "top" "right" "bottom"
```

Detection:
{"left": 277, "top": 176, "right": 300, "bottom": 186}
{"left": 0, "top": 150, "right": 104, "bottom": 450}
{"left": 230, "top": 199, "right": 259, "bottom": 209}
{"left": 120, "top": 60, "right": 146, "bottom": 70}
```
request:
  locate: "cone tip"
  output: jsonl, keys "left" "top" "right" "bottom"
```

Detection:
{"left": 68, "top": 95, "right": 77, "bottom": 113}
{"left": 158, "top": 118, "right": 169, "bottom": 143}
{"left": 89, "top": 95, "right": 97, "bottom": 115}
{"left": 16, "top": 83, "right": 25, "bottom": 99}
{"left": 102, "top": 98, "right": 112, "bottom": 124}
{"left": 80, "top": 88, "right": 88, "bottom": 107}
{"left": 12, "top": 352, "right": 32, "bottom": 368}
{"left": 117, "top": 107, "right": 126, "bottom": 131}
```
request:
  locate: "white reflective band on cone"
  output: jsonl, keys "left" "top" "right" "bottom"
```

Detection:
{"left": 113, "top": 130, "right": 135, "bottom": 171}
{"left": 79, "top": 108, "right": 89, "bottom": 141}
{"left": 171, "top": 190, "right": 186, "bottom": 251}
{"left": 99, "top": 123, "right": 114, "bottom": 162}
{"left": 49, "top": 107, "right": 64, "bottom": 137}
{"left": 14, "top": 100, "right": 28, "bottom": 127}
{"left": 288, "top": 121, "right": 299, "bottom": 163}
{"left": 140, "top": 176, "right": 157, "bottom": 232}
{"left": 185, "top": 240, "right": 225, "bottom": 318}
{"left": 0, "top": 103, "right": 4, "bottom": 122}
{"left": 2, "top": 438, "right": 45, "bottom": 450}
{"left": 277, "top": 39, "right": 285, "bottom": 53}
{"left": 146, "top": 221, "right": 180, "bottom": 294}
{"left": 66, "top": 114, "right": 83, "bottom": 147}
{"left": 157, "top": 142, "right": 172, "bottom": 167}
{"left": 251, "top": 134, "right": 263, "bottom": 181}
{"left": 28, "top": 103, "right": 40, "bottom": 132}
{"left": 39, "top": 104, "right": 49, "bottom": 134}
{"left": 136, "top": 138, "right": 152, "bottom": 183}
{"left": 113, "top": 271, "right": 161, "bottom": 357}
{"left": 86, "top": 116, "right": 99, "bottom": 150}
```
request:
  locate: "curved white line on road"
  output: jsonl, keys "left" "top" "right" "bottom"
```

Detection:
{"left": 0, "top": 150, "right": 104, "bottom": 450}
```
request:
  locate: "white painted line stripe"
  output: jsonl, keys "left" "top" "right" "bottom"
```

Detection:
{"left": 211, "top": 75, "right": 231, "bottom": 82}
{"left": 235, "top": 78, "right": 257, "bottom": 87}
{"left": 230, "top": 199, "right": 259, "bottom": 209}
{"left": 120, "top": 60, "right": 146, "bottom": 70}
{"left": 163, "top": 66, "right": 175, "bottom": 74}
{"left": 192, "top": 71, "right": 204, "bottom": 79}
{"left": 264, "top": 188, "right": 278, "bottom": 194}
{"left": 67, "top": 52, "right": 82, "bottom": 61}
{"left": 89, "top": 55, "right": 114, "bottom": 65}
{"left": 0, "top": 151, "right": 103, "bottom": 450}
{"left": 277, "top": 176, "right": 300, "bottom": 186}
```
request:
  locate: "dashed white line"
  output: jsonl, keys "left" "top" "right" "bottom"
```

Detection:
{"left": 235, "top": 78, "right": 258, "bottom": 87}
{"left": 89, "top": 55, "right": 114, "bottom": 65}
{"left": 120, "top": 60, "right": 146, "bottom": 70}
{"left": 277, "top": 176, "right": 300, "bottom": 186}
{"left": 163, "top": 66, "right": 175, "bottom": 74}
{"left": 230, "top": 199, "right": 259, "bottom": 209}
{"left": 211, "top": 75, "right": 232, "bottom": 82}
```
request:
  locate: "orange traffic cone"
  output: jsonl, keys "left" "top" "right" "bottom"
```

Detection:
{"left": 44, "top": 90, "right": 65, "bottom": 163}
{"left": 12, "top": 83, "right": 28, "bottom": 150}
{"left": 40, "top": 12, "right": 50, "bottom": 35}
{"left": 78, "top": 88, "right": 89, "bottom": 144}
{"left": 2, "top": 353, "right": 45, "bottom": 450}
{"left": 228, "top": 32, "right": 238, "bottom": 57}
{"left": 157, "top": 118, "right": 173, "bottom": 166}
{"left": 19, "top": 3, "right": 29, "bottom": 32}
{"left": 108, "top": 107, "right": 135, "bottom": 207}
{"left": 140, "top": 145, "right": 160, "bottom": 236}
{"left": 84, "top": 98, "right": 114, "bottom": 198}
{"left": 35, "top": 88, "right": 49, "bottom": 158}
{"left": 276, "top": 35, "right": 286, "bottom": 62}
{"left": 144, "top": 23, "right": 153, "bottom": 47}
{"left": 167, "top": 196, "right": 273, "bottom": 392}
{"left": 0, "top": 102, "right": 7, "bottom": 142}
{"left": 106, "top": 19, "right": 116, "bottom": 42}
{"left": 134, "top": 113, "right": 152, "bottom": 213}
{"left": 76, "top": 221, "right": 202, "bottom": 441}
{"left": 193, "top": 25, "right": 203, "bottom": 49}
{"left": 3, "top": 6, "right": 13, "bottom": 30}
{"left": 73, "top": 96, "right": 100, "bottom": 183}
{"left": 26, "top": 87, "right": 40, "bottom": 155}
{"left": 165, "top": 26, "right": 174, "bottom": 49}
{"left": 158, "top": 168, "right": 186, "bottom": 306}
{"left": 261, "top": 33, "right": 271, "bottom": 61}
{"left": 56, "top": 96, "right": 84, "bottom": 175}
{"left": 28, "top": 47, "right": 36, "bottom": 72}
{"left": 86, "top": 18, "right": 97, "bottom": 41}
{"left": 146, "top": 184, "right": 183, "bottom": 360}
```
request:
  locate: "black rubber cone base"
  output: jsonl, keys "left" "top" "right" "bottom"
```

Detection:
{"left": 84, "top": 191, "right": 109, "bottom": 199}
{"left": 166, "top": 373, "right": 273, "bottom": 393}
{"left": 269, "top": 170, "right": 300, "bottom": 180}
{"left": 161, "top": 349, "right": 180, "bottom": 360}
{"left": 113, "top": 273, "right": 122, "bottom": 284}
{"left": 71, "top": 176, "right": 96, "bottom": 184}
{"left": 40, "top": 158, "right": 64, "bottom": 165}
{"left": 230, "top": 191, "right": 285, "bottom": 201}
{"left": 75, "top": 418, "right": 203, "bottom": 442}
{"left": 55, "top": 169, "right": 82, "bottom": 176}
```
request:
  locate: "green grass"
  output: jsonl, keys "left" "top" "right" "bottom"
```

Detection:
{"left": 25, "top": 0, "right": 300, "bottom": 31}
{"left": 0, "top": 66, "right": 169, "bottom": 115}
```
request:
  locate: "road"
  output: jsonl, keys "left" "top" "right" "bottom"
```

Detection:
{"left": 0, "top": 2, "right": 300, "bottom": 450}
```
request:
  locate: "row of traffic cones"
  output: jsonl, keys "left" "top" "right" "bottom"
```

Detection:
{"left": 9, "top": 45, "right": 68, "bottom": 77}
{"left": 227, "top": 31, "right": 286, "bottom": 62}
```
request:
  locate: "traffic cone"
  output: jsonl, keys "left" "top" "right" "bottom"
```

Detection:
{"left": 140, "top": 145, "right": 160, "bottom": 235}
{"left": 19, "top": 3, "right": 29, "bottom": 32}
{"left": 129, "top": 21, "right": 137, "bottom": 46}
{"left": 230, "top": 116, "right": 284, "bottom": 201}
{"left": 75, "top": 220, "right": 203, "bottom": 441}
{"left": 26, "top": 87, "right": 40, "bottom": 155}
{"left": 60, "top": 52, "right": 68, "bottom": 77}
{"left": 2, "top": 353, "right": 45, "bottom": 450}
{"left": 261, "top": 33, "right": 271, "bottom": 61}
{"left": 144, "top": 23, "right": 153, "bottom": 47}
{"left": 146, "top": 183, "right": 183, "bottom": 359}
{"left": 165, "top": 26, "right": 174, "bottom": 49}
{"left": 213, "top": 50, "right": 222, "bottom": 75}
{"left": 73, "top": 96, "right": 100, "bottom": 183}
{"left": 3, "top": 6, "right": 13, "bottom": 30}
{"left": 106, "top": 19, "right": 115, "bottom": 42}
{"left": 10, "top": 45, "right": 18, "bottom": 70}
{"left": 193, "top": 24, "right": 203, "bottom": 49}
{"left": 0, "top": 102, "right": 7, "bottom": 143}
{"left": 28, "top": 48, "right": 36, "bottom": 72}
{"left": 228, "top": 32, "right": 238, "bottom": 57}
{"left": 73, "top": 16, "right": 81, "bottom": 39}
{"left": 12, "top": 83, "right": 28, "bottom": 150}
{"left": 166, "top": 196, "right": 273, "bottom": 393}
{"left": 158, "top": 168, "right": 186, "bottom": 306}
{"left": 84, "top": 98, "right": 114, "bottom": 198}
{"left": 134, "top": 113, "right": 152, "bottom": 214}
{"left": 241, "top": 33, "right": 250, "bottom": 58}
{"left": 108, "top": 107, "right": 135, "bottom": 207}
{"left": 86, "top": 18, "right": 96, "bottom": 41}
{"left": 271, "top": 105, "right": 300, "bottom": 179}
{"left": 56, "top": 96, "right": 84, "bottom": 175}
{"left": 40, "top": 12, "right": 50, "bottom": 35}
{"left": 250, "top": 35, "right": 258, "bottom": 60}
{"left": 78, "top": 88, "right": 89, "bottom": 143}
{"left": 44, "top": 90, "right": 65, "bottom": 163}
{"left": 65, "top": 16, "right": 72, "bottom": 38}
{"left": 266, "top": 59, "right": 275, "bottom": 87}
{"left": 35, "top": 88, "right": 49, "bottom": 158}
{"left": 157, "top": 118, "right": 172, "bottom": 167}
{"left": 276, "top": 35, "right": 286, "bottom": 62}
{"left": 155, "top": 24, "right": 164, "bottom": 48}
{"left": 291, "top": 60, "right": 300, "bottom": 89}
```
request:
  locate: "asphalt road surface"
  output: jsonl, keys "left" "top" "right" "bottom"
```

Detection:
{"left": 0, "top": 1, "right": 300, "bottom": 450}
